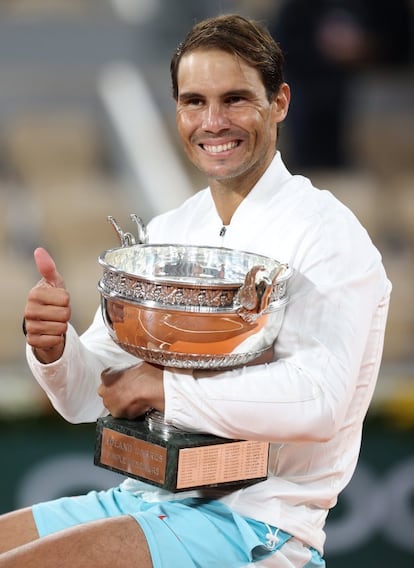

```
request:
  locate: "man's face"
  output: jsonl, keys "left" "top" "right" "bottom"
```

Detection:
{"left": 175, "top": 49, "right": 289, "bottom": 186}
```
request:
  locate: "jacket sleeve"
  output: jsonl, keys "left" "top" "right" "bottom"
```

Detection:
{"left": 163, "top": 218, "right": 391, "bottom": 443}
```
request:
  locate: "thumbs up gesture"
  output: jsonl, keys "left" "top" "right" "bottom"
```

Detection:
{"left": 24, "top": 247, "right": 71, "bottom": 363}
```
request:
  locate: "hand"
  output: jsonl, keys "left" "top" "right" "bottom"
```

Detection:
{"left": 98, "top": 362, "right": 165, "bottom": 419}
{"left": 24, "top": 247, "right": 71, "bottom": 364}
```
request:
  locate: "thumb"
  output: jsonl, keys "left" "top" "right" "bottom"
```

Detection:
{"left": 34, "top": 247, "right": 65, "bottom": 288}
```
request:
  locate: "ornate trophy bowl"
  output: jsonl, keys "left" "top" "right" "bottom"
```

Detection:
{"left": 98, "top": 217, "right": 291, "bottom": 369}
{"left": 94, "top": 215, "right": 292, "bottom": 491}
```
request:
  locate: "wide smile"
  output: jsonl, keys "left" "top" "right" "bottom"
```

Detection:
{"left": 200, "top": 140, "right": 241, "bottom": 154}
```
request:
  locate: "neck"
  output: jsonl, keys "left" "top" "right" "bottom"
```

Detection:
{"left": 209, "top": 171, "right": 259, "bottom": 225}
{"left": 208, "top": 153, "right": 276, "bottom": 224}
{"left": 210, "top": 187, "right": 244, "bottom": 226}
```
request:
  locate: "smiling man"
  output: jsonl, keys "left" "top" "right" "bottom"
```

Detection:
{"left": 0, "top": 14, "right": 390, "bottom": 568}
{"left": 175, "top": 49, "right": 289, "bottom": 221}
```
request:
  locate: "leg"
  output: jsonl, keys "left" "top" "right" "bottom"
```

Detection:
{"left": 0, "top": 508, "right": 39, "bottom": 552}
{"left": 0, "top": 515, "right": 152, "bottom": 568}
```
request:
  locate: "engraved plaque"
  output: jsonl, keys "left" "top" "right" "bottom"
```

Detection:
{"left": 176, "top": 440, "right": 269, "bottom": 490}
{"left": 100, "top": 428, "right": 167, "bottom": 484}
{"left": 95, "top": 415, "right": 269, "bottom": 492}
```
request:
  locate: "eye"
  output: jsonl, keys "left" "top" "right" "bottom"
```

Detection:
{"left": 225, "top": 95, "right": 245, "bottom": 104}
{"left": 189, "top": 98, "right": 203, "bottom": 106}
{"left": 180, "top": 96, "right": 204, "bottom": 108}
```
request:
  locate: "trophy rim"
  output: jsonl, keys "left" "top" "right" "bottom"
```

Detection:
{"left": 98, "top": 243, "right": 291, "bottom": 288}
{"left": 98, "top": 243, "right": 291, "bottom": 313}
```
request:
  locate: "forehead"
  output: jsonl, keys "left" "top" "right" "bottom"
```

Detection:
{"left": 177, "top": 49, "right": 264, "bottom": 94}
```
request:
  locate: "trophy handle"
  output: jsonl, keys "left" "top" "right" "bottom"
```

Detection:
{"left": 260, "top": 263, "right": 289, "bottom": 311}
{"left": 237, "top": 263, "right": 288, "bottom": 322}
{"left": 107, "top": 214, "right": 148, "bottom": 246}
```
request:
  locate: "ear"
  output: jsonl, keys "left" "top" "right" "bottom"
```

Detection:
{"left": 271, "top": 83, "right": 290, "bottom": 124}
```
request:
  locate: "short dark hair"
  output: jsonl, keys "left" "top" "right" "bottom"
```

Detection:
{"left": 170, "top": 14, "right": 285, "bottom": 102}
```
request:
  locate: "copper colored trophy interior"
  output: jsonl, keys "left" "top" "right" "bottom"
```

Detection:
{"left": 104, "top": 299, "right": 268, "bottom": 355}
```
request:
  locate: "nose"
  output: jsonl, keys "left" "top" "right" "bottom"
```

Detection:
{"left": 201, "top": 102, "right": 230, "bottom": 131}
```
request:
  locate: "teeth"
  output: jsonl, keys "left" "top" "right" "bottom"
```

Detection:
{"left": 203, "top": 141, "right": 238, "bottom": 153}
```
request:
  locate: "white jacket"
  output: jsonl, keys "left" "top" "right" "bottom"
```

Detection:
{"left": 27, "top": 152, "right": 391, "bottom": 554}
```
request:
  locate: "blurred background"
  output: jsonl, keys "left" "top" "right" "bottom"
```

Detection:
{"left": 0, "top": 1, "right": 413, "bottom": 565}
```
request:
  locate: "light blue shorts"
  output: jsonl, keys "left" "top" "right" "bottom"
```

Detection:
{"left": 32, "top": 486, "right": 324, "bottom": 567}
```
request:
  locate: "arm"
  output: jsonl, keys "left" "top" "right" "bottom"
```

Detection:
{"left": 162, "top": 228, "right": 390, "bottom": 443}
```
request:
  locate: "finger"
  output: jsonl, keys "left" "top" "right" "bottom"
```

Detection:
{"left": 25, "top": 318, "right": 68, "bottom": 338}
{"left": 34, "top": 247, "right": 65, "bottom": 288}
{"left": 27, "top": 285, "right": 71, "bottom": 309}
{"left": 27, "top": 332, "right": 66, "bottom": 351}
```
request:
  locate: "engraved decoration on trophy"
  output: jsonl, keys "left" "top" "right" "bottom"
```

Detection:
{"left": 94, "top": 214, "right": 292, "bottom": 491}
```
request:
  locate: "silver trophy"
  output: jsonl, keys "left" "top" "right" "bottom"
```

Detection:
{"left": 94, "top": 215, "right": 291, "bottom": 491}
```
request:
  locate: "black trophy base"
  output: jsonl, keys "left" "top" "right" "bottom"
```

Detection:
{"left": 94, "top": 414, "right": 269, "bottom": 492}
